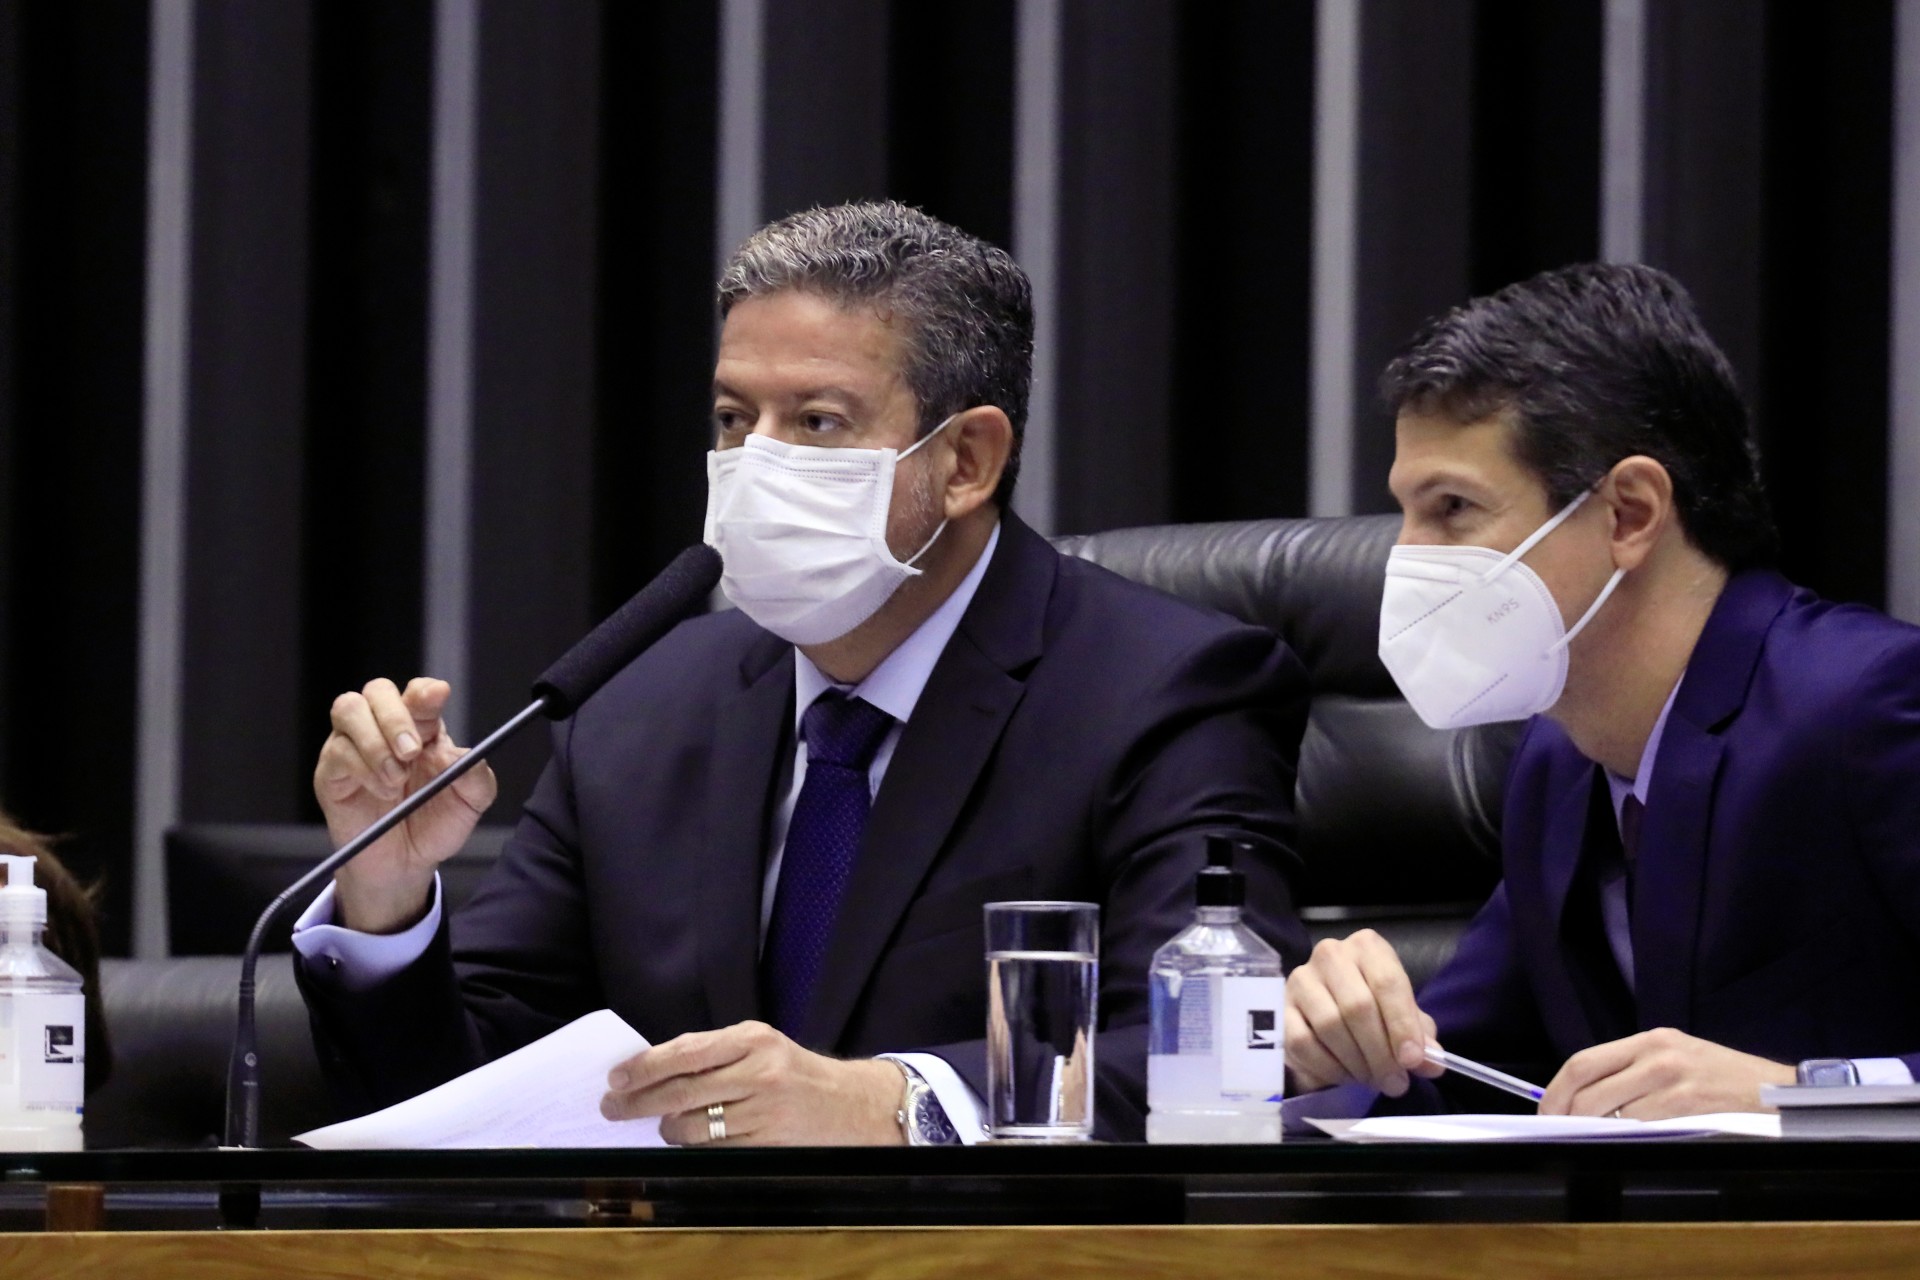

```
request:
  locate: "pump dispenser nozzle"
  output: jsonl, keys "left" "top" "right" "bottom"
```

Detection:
{"left": 1197, "top": 834, "right": 1249, "bottom": 908}
{"left": 0, "top": 855, "right": 45, "bottom": 927}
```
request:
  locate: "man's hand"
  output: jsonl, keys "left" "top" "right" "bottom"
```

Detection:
{"left": 313, "top": 677, "right": 497, "bottom": 935}
{"left": 1540, "top": 1027, "right": 1796, "bottom": 1118}
{"left": 599, "top": 1021, "right": 906, "bottom": 1146}
{"left": 1284, "top": 929, "right": 1443, "bottom": 1096}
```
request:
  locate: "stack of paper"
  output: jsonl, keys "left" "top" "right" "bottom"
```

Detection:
{"left": 1761, "top": 1083, "right": 1920, "bottom": 1139}
{"left": 1315, "top": 1112, "right": 1780, "bottom": 1142}
{"left": 296, "top": 1009, "right": 667, "bottom": 1150}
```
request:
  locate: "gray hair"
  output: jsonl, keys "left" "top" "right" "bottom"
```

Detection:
{"left": 717, "top": 201, "right": 1033, "bottom": 506}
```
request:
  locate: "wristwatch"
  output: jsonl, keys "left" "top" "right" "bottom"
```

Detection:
{"left": 891, "top": 1061, "right": 960, "bottom": 1146}
{"left": 1796, "top": 1058, "right": 1861, "bottom": 1087}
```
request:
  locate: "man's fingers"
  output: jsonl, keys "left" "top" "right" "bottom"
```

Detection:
{"left": 402, "top": 678, "right": 453, "bottom": 742}
{"left": 1286, "top": 967, "right": 1379, "bottom": 1089}
{"left": 1348, "top": 931, "right": 1427, "bottom": 1073}
{"left": 315, "top": 732, "right": 383, "bottom": 801}
{"left": 1413, "top": 1013, "right": 1444, "bottom": 1078}
{"left": 1314, "top": 944, "right": 1407, "bottom": 1093}
{"left": 610, "top": 1023, "right": 765, "bottom": 1095}
{"left": 1541, "top": 1035, "right": 1644, "bottom": 1115}
{"left": 328, "top": 692, "right": 405, "bottom": 797}
{"left": 362, "top": 678, "right": 424, "bottom": 764}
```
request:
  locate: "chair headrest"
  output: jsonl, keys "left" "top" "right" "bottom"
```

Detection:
{"left": 1053, "top": 514, "right": 1401, "bottom": 696}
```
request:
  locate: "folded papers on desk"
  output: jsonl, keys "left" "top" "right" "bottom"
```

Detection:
{"left": 296, "top": 1009, "right": 665, "bottom": 1149}
{"left": 1761, "top": 1083, "right": 1920, "bottom": 1138}
{"left": 1315, "top": 1113, "right": 1781, "bottom": 1142}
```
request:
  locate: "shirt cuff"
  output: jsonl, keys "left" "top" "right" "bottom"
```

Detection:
{"left": 290, "top": 876, "right": 443, "bottom": 993}
{"left": 1853, "top": 1057, "right": 1915, "bottom": 1085}
{"left": 883, "top": 1052, "right": 988, "bottom": 1145}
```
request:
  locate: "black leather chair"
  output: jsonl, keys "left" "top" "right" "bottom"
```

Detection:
{"left": 91, "top": 515, "right": 1516, "bottom": 1147}
{"left": 1054, "top": 514, "right": 1516, "bottom": 983}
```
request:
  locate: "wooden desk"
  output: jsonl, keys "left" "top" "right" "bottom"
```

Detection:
{"left": 5, "top": 1222, "right": 1920, "bottom": 1280}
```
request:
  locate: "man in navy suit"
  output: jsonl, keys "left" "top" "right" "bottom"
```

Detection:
{"left": 1286, "top": 262, "right": 1920, "bottom": 1118}
{"left": 294, "top": 202, "right": 1308, "bottom": 1144}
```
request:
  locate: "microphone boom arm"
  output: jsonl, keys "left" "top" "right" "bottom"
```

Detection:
{"left": 222, "top": 694, "right": 552, "bottom": 1149}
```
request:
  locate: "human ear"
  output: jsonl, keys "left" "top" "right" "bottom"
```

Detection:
{"left": 1601, "top": 456, "right": 1674, "bottom": 571}
{"left": 939, "top": 406, "right": 1013, "bottom": 519}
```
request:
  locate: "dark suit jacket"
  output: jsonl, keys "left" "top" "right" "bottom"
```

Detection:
{"left": 1418, "top": 568, "right": 1920, "bottom": 1104}
{"left": 298, "top": 514, "right": 1310, "bottom": 1139}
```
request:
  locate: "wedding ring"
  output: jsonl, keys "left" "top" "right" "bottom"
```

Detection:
{"left": 707, "top": 1102, "right": 728, "bottom": 1142}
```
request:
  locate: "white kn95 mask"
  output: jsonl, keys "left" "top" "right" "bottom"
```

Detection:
{"left": 703, "top": 418, "right": 953, "bottom": 646}
{"left": 1377, "top": 489, "right": 1626, "bottom": 730}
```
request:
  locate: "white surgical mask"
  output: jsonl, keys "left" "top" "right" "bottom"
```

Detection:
{"left": 1377, "top": 489, "right": 1626, "bottom": 729}
{"left": 703, "top": 418, "right": 953, "bottom": 645}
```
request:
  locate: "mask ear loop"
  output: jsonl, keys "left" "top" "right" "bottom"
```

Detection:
{"left": 1547, "top": 566, "right": 1627, "bottom": 655}
{"left": 1476, "top": 487, "right": 1595, "bottom": 585}
{"left": 895, "top": 413, "right": 961, "bottom": 570}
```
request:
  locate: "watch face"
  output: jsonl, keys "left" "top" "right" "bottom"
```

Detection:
{"left": 1798, "top": 1059, "right": 1860, "bottom": 1088}
{"left": 913, "top": 1090, "right": 960, "bottom": 1145}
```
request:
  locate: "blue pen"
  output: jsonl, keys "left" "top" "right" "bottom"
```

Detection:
{"left": 1423, "top": 1045, "right": 1546, "bottom": 1104}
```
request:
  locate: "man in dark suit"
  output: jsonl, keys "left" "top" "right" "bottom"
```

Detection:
{"left": 295, "top": 202, "right": 1308, "bottom": 1144}
{"left": 1286, "top": 263, "right": 1920, "bottom": 1118}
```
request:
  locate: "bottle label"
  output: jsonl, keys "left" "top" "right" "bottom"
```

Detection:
{"left": 1219, "top": 976, "right": 1286, "bottom": 1098}
{"left": 14, "top": 994, "right": 83, "bottom": 1114}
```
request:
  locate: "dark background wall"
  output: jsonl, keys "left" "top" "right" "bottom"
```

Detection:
{"left": 0, "top": 0, "right": 1903, "bottom": 953}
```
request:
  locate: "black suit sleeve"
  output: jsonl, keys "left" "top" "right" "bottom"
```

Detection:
{"left": 910, "top": 624, "right": 1310, "bottom": 1141}
{"left": 296, "top": 716, "right": 607, "bottom": 1115}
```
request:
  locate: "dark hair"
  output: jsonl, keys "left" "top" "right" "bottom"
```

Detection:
{"left": 1379, "top": 262, "right": 1777, "bottom": 570}
{"left": 717, "top": 201, "right": 1034, "bottom": 507}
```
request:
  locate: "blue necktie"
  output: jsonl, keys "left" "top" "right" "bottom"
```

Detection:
{"left": 763, "top": 691, "right": 895, "bottom": 1037}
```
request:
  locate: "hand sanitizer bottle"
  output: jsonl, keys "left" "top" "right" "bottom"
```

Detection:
{"left": 1146, "top": 835, "right": 1286, "bottom": 1143}
{"left": 0, "top": 855, "right": 84, "bottom": 1150}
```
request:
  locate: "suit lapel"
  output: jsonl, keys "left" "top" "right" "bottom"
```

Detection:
{"left": 801, "top": 516, "right": 1054, "bottom": 1050}
{"left": 1629, "top": 569, "right": 1792, "bottom": 1032}
{"left": 698, "top": 632, "right": 794, "bottom": 1029}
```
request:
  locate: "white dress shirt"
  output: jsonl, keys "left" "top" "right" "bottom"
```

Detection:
{"left": 295, "top": 521, "right": 1002, "bottom": 1140}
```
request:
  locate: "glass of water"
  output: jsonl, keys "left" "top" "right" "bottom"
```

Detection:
{"left": 984, "top": 900, "right": 1099, "bottom": 1141}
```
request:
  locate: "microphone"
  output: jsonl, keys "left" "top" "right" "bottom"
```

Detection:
{"left": 223, "top": 543, "right": 722, "bottom": 1148}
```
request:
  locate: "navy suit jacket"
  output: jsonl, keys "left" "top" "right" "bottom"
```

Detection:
{"left": 297, "top": 514, "right": 1310, "bottom": 1140}
{"left": 1419, "top": 568, "right": 1920, "bottom": 1102}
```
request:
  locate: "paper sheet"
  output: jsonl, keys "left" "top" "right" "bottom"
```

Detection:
{"left": 296, "top": 1008, "right": 666, "bottom": 1150}
{"left": 1320, "top": 1112, "right": 1781, "bottom": 1143}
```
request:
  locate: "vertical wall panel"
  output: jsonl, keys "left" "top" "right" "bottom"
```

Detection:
{"left": 1173, "top": 0, "right": 1315, "bottom": 523}
{"left": 463, "top": 0, "right": 602, "bottom": 812}
{"left": 1601, "top": 0, "right": 1647, "bottom": 263}
{"left": 1640, "top": 1, "right": 1766, "bottom": 408}
{"left": 424, "top": 0, "right": 478, "bottom": 740}
{"left": 1893, "top": 0, "right": 1920, "bottom": 622}
{"left": 595, "top": 0, "right": 719, "bottom": 611}
{"left": 761, "top": 0, "right": 889, "bottom": 220}
{"left": 176, "top": 1, "right": 314, "bottom": 832}
{"left": 1349, "top": 0, "right": 1475, "bottom": 513}
{"left": 6, "top": 0, "right": 150, "bottom": 954}
{"left": 1012, "top": 0, "right": 1062, "bottom": 534}
{"left": 1310, "top": 0, "right": 1360, "bottom": 519}
{"left": 1052, "top": 0, "right": 1177, "bottom": 534}
{"left": 1756, "top": 1, "right": 1893, "bottom": 607}
{"left": 300, "top": 0, "right": 432, "bottom": 778}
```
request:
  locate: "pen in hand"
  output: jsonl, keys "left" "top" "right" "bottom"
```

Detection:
{"left": 1423, "top": 1045, "right": 1546, "bottom": 1105}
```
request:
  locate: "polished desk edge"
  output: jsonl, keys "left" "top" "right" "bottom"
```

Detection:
{"left": 5, "top": 1222, "right": 1920, "bottom": 1280}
